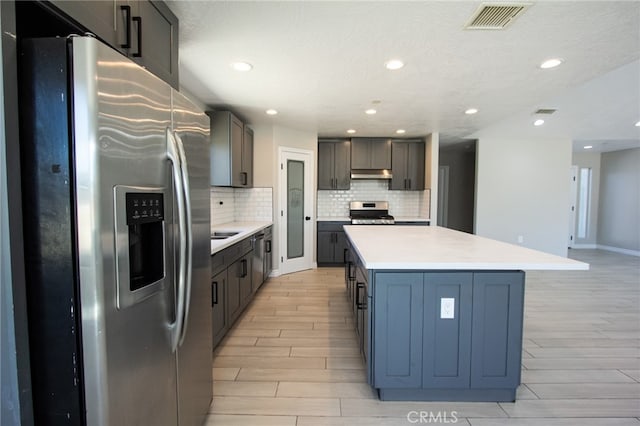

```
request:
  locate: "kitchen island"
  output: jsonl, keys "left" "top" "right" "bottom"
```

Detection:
{"left": 343, "top": 225, "right": 588, "bottom": 402}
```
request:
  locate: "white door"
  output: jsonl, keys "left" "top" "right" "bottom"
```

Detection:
{"left": 278, "top": 147, "right": 314, "bottom": 275}
{"left": 568, "top": 165, "right": 578, "bottom": 248}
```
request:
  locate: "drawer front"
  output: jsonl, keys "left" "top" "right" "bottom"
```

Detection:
{"left": 211, "top": 252, "right": 226, "bottom": 277}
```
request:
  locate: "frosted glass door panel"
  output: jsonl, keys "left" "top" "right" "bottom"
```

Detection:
{"left": 287, "top": 160, "right": 304, "bottom": 259}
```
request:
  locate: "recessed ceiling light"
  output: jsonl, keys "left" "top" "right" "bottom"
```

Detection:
{"left": 231, "top": 62, "right": 253, "bottom": 72}
{"left": 385, "top": 59, "right": 404, "bottom": 70}
{"left": 347, "top": 129, "right": 356, "bottom": 134}
{"left": 365, "top": 109, "right": 377, "bottom": 115}
{"left": 540, "top": 58, "right": 563, "bottom": 69}
{"left": 635, "top": 121, "right": 640, "bottom": 127}
{"left": 465, "top": 108, "right": 478, "bottom": 115}
{"left": 265, "top": 109, "right": 278, "bottom": 115}
{"left": 533, "top": 119, "right": 545, "bottom": 126}
{"left": 584, "top": 145, "right": 593, "bottom": 149}
{"left": 396, "top": 129, "right": 406, "bottom": 134}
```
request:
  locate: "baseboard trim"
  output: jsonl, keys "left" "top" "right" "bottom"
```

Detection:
{"left": 269, "top": 268, "right": 281, "bottom": 277}
{"left": 597, "top": 245, "right": 640, "bottom": 257}
{"left": 571, "top": 244, "right": 598, "bottom": 249}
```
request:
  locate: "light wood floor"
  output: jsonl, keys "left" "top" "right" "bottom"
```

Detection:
{"left": 205, "top": 249, "right": 640, "bottom": 425}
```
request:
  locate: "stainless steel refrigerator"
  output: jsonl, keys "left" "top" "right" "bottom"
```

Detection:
{"left": 19, "top": 36, "right": 212, "bottom": 425}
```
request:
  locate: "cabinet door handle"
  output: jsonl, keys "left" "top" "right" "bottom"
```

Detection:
{"left": 212, "top": 281, "right": 218, "bottom": 306}
{"left": 241, "top": 259, "right": 248, "bottom": 277}
{"left": 241, "top": 172, "right": 248, "bottom": 186}
{"left": 120, "top": 5, "right": 132, "bottom": 49}
{"left": 356, "top": 282, "right": 365, "bottom": 309}
{"left": 266, "top": 240, "right": 271, "bottom": 253}
{"left": 132, "top": 16, "right": 142, "bottom": 57}
{"left": 343, "top": 248, "right": 348, "bottom": 263}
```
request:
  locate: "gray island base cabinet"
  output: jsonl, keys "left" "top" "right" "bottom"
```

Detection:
{"left": 343, "top": 225, "right": 587, "bottom": 402}
{"left": 371, "top": 270, "right": 524, "bottom": 401}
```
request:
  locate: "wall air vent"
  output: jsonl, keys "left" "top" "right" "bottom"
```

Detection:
{"left": 464, "top": 3, "right": 531, "bottom": 30}
{"left": 534, "top": 108, "right": 557, "bottom": 115}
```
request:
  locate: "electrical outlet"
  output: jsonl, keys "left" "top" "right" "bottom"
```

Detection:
{"left": 517, "top": 235, "right": 524, "bottom": 244}
{"left": 440, "top": 298, "right": 455, "bottom": 319}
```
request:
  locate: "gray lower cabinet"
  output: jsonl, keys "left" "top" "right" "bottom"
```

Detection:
{"left": 390, "top": 140, "right": 425, "bottom": 190}
{"left": 317, "top": 222, "right": 349, "bottom": 265}
{"left": 470, "top": 272, "right": 524, "bottom": 390}
{"left": 211, "top": 231, "right": 271, "bottom": 349}
{"left": 49, "top": 0, "right": 179, "bottom": 88}
{"left": 264, "top": 226, "right": 273, "bottom": 280}
{"left": 211, "top": 269, "right": 227, "bottom": 348}
{"left": 422, "top": 273, "right": 472, "bottom": 389}
{"left": 373, "top": 273, "right": 424, "bottom": 389}
{"left": 229, "top": 253, "right": 251, "bottom": 324}
{"left": 318, "top": 139, "right": 351, "bottom": 189}
{"left": 363, "top": 268, "right": 524, "bottom": 401}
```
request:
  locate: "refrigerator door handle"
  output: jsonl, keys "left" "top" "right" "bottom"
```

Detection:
{"left": 173, "top": 131, "right": 193, "bottom": 346}
{"left": 167, "top": 128, "right": 187, "bottom": 352}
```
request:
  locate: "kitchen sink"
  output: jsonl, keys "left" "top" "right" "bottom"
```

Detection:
{"left": 211, "top": 231, "right": 240, "bottom": 239}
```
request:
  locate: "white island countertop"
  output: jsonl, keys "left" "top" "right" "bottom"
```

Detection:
{"left": 344, "top": 225, "right": 589, "bottom": 271}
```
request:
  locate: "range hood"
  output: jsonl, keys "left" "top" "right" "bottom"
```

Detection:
{"left": 350, "top": 169, "right": 393, "bottom": 180}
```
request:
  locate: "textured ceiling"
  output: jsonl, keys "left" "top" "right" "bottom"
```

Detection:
{"left": 167, "top": 1, "right": 640, "bottom": 148}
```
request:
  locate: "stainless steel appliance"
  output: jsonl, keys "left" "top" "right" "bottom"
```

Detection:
{"left": 19, "top": 36, "right": 212, "bottom": 425}
{"left": 349, "top": 201, "right": 395, "bottom": 224}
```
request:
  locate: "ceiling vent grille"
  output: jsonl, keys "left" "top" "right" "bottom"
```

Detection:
{"left": 465, "top": 3, "right": 531, "bottom": 30}
{"left": 534, "top": 108, "right": 557, "bottom": 115}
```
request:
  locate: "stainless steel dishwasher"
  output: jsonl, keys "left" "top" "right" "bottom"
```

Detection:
{"left": 251, "top": 232, "right": 265, "bottom": 293}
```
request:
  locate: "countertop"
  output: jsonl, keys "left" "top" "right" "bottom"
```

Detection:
{"left": 210, "top": 221, "right": 272, "bottom": 255}
{"left": 317, "top": 217, "right": 430, "bottom": 222}
{"left": 344, "top": 225, "right": 589, "bottom": 271}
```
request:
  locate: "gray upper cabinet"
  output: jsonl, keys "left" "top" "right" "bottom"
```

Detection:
{"left": 242, "top": 126, "right": 254, "bottom": 187}
{"left": 318, "top": 139, "right": 351, "bottom": 190}
{"left": 50, "top": 1, "right": 179, "bottom": 88}
{"left": 209, "top": 111, "right": 253, "bottom": 187}
{"left": 133, "top": 1, "right": 179, "bottom": 89}
{"left": 390, "top": 140, "right": 425, "bottom": 191}
{"left": 50, "top": 1, "right": 118, "bottom": 46}
{"left": 351, "top": 138, "right": 392, "bottom": 170}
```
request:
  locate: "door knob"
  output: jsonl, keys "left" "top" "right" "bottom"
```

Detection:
{"left": 305, "top": 216, "right": 311, "bottom": 221}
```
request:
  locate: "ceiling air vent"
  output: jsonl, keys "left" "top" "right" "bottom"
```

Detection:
{"left": 464, "top": 3, "right": 531, "bottom": 30}
{"left": 534, "top": 108, "right": 557, "bottom": 115}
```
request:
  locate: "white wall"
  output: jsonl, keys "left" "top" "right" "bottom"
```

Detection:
{"left": 571, "top": 151, "right": 601, "bottom": 247}
{"left": 597, "top": 148, "right": 640, "bottom": 253}
{"left": 251, "top": 124, "right": 318, "bottom": 273}
{"left": 475, "top": 137, "right": 573, "bottom": 256}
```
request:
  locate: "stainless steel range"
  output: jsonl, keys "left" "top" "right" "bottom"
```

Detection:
{"left": 350, "top": 201, "right": 395, "bottom": 225}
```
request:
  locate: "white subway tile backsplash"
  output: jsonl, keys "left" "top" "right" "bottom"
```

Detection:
{"left": 211, "top": 187, "right": 273, "bottom": 228}
{"left": 317, "top": 180, "right": 430, "bottom": 219}
{"left": 235, "top": 187, "right": 273, "bottom": 222}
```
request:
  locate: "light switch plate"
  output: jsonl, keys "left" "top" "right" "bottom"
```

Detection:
{"left": 440, "top": 298, "right": 455, "bottom": 319}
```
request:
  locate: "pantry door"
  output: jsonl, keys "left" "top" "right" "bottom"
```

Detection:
{"left": 278, "top": 147, "right": 314, "bottom": 275}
